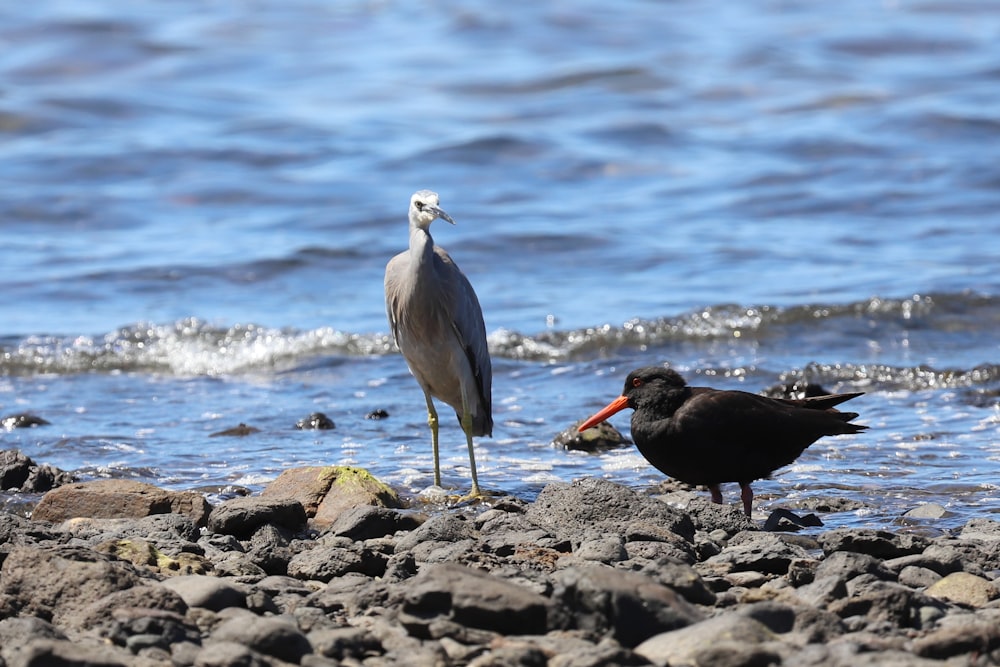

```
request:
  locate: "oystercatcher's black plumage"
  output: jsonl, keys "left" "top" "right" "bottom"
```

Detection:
{"left": 579, "top": 366, "right": 868, "bottom": 516}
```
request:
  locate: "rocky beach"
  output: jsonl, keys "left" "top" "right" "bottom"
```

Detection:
{"left": 0, "top": 450, "right": 998, "bottom": 667}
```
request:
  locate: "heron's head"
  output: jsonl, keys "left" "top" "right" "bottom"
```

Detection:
{"left": 409, "top": 190, "right": 455, "bottom": 229}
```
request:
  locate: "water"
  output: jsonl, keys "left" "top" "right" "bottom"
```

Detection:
{"left": 2, "top": 0, "right": 999, "bottom": 531}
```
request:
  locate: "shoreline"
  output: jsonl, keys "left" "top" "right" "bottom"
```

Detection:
{"left": 1, "top": 458, "right": 999, "bottom": 666}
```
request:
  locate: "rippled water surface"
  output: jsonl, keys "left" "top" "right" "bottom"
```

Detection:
{"left": 2, "top": 1, "right": 999, "bottom": 530}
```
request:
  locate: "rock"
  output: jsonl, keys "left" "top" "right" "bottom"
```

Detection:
{"left": 701, "top": 531, "right": 810, "bottom": 575}
{"left": 829, "top": 577, "right": 927, "bottom": 627}
{"left": 193, "top": 641, "right": 279, "bottom": 667}
{"left": 912, "top": 619, "right": 1000, "bottom": 659}
{"left": 400, "top": 563, "right": 559, "bottom": 638}
{"left": 307, "top": 626, "right": 382, "bottom": 660}
{"left": 902, "top": 503, "right": 950, "bottom": 519}
{"left": 295, "top": 412, "right": 335, "bottom": 430}
{"left": 0, "top": 544, "right": 149, "bottom": 629}
{"left": 207, "top": 497, "right": 307, "bottom": 538}
{"left": 394, "top": 512, "right": 478, "bottom": 563}
{"left": 77, "top": 584, "right": 189, "bottom": 634}
{"left": 634, "top": 613, "right": 775, "bottom": 667}
{"left": 159, "top": 575, "right": 248, "bottom": 611}
{"left": 736, "top": 600, "right": 797, "bottom": 633}
{"left": 1, "top": 414, "right": 50, "bottom": 430}
{"left": 211, "top": 614, "right": 313, "bottom": 663}
{"left": 526, "top": 478, "right": 694, "bottom": 544}
{"left": 554, "top": 420, "right": 629, "bottom": 451}
{"left": 683, "top": 497, "right": 758, "bottom": 535}
{"left": 818, "top": 529, "right": 929, "bottom": 559}
{"left": 551, "top": 564, "right": 702, "bottom": 648}
{"left": 32, "top": 480, "right": 211, "bottom": 527}
{"left": 261, "top": 466, "right": 402, "bottom": 527}
{"left": 959, "top": 517, "right": 1000, "bottom": 542}
{"left": 897, "top": 565, "right": 941, "bottom": 589}
{"left": 287, "top": 541, "right": 388, "bottom": 581}
{"left": 924, "top": 571, "right": 999, "bottom": 607}
{"left": 813, "top": 550, "right": 894, "bottom": 582}
{"left": 328, "top": 504, "right": 424, "bottom": 541}
{"left": 0, "top": 449, "right": 74, "bottom": 492}
{"left": 209, "top": 423, "right": 261, "bottom": 437}
{"left": 4, "top": 638, "right": 137, "bottom": 667}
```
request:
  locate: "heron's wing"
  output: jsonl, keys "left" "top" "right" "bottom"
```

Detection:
{"left": 384, "top": 252, "right": 406, "bottom": 346}
{"left": 433, "top": 247, "right": 493, "bottom": 419}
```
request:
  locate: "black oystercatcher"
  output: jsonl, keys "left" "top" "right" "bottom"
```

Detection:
{"left": 578, "top": 366, "right": 868, "bottom": 516}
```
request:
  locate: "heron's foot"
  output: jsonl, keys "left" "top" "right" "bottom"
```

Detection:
{"left": 455, "top": 485, "right": 501, "bottom": 505}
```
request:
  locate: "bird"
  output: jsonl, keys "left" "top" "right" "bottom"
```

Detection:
{"left": 384, "top": 190, "right": 493, "bottom": 497}
{"left": 578, "top": 366, "right": 867, "bottom": 516}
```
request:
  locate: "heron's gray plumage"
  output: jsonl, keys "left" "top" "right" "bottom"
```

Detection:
{"left": 384, "top": 190, "right": 493, "bottom": 494}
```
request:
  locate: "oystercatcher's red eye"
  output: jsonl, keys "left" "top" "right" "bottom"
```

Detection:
{"left": 632, "top": 377, "right": 642, "bottom": 387}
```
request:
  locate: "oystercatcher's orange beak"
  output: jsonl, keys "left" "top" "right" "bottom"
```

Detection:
{"left": 578, "top": 395, "right": 630, "bottom": 432}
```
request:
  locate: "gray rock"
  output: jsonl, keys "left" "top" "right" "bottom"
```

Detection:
{"left": 76, "top": 584, "right": 188, "bottom": 633}
{"left": 304, "top": 572, "right": 391, "bottom": 620}
{"left": 818, "top": 529, "right": 929, "bottom": 559}
{"left": 616, "top": 558, "right": 716, "bottom": 606}
{"left": 883, "top": 544, "right": 965, "bottom": 577}
{"left": 328, "top": 505, "right": 424, "bottom": 541}
{"left": 6, "top": 639, "right": 137, "bottom": 666}
{"left": 959, "top": 517, "right": 1000, "bottom": 542}
{"left": 400, "top": 563, "right": 558, "bottom": 638}
{"left": 737, "top": 600, "right": 797, "bottom": 633}
{"left": 0, "top": 449, "right": 73, "bottom": 494}
{"left": 902, "top": 503, "right": 950, "bottom": 519}
{"left": 159, "top": 575, "right": 247, "bottom": 611}
{"left": 105, "top": 607, "right": 202, "bottom": 655}
{"left": 575, "top": 533, "right": 627, "bottom": 563}
{"left": 0, "top": 618, "right": 66, "bottom": 666}
{"left": 393, "top": 512, "right": 479, "bottom": 563}
{"left": 0, "top": 545, "right": 148, "bottom": 627}
{"left": 634, "top": 614, "right": 774, "bottom": 667}
{"left": 526, "top": 478, "right": 694, "bottom": 544}
{"left": 207, "top": 497, "right": 307, "bottom": 538}
{"left": 551, "top": 563, "right": 702, "bottom": 648}
{"left": 795, "top": 575, "right": 849, "bottom": 607}
{"left": 192, "top": 641, "right": 276, "bottom": 667}
{"left": 210, "top": 615, "right": 312, "bottom": 663}
{"left": 247, "top": 523, "right": 294, "bottom": 575}
{"left": 912, "top": 619, "right": 1000, "bottom": 659}
{"left": 307, "top": 626, "right": 381, "bottom": 660}
{"left": 702, "top": 531, "right": 810, "bottom": 575}
{"left": 897, "top": 565, "right": 941, "bottom": 589}
{"left": 287, "top": 543, "right": 387, "bottom": 581}
{"left": 814, "top": 550, "right": 894, "bottom": 582}
{"left": 830, "top": 577, "right": 928, "bottom": 627}
{"left": 682, "top": 496, "right": 758, "bottom": 534}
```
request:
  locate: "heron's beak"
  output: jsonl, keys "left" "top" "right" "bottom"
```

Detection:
{"left": 430, "top": 207, "right": 455, "bottom": 224}
{"left": 578, "top": 395, "right": 629, "bottom": 431}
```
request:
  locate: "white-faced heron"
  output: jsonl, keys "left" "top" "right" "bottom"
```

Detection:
{"left": 384, "top": 190, "right": 493, "bottom": 496}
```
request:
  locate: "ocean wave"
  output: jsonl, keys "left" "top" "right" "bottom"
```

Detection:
{"left": 1, "top": 292, "right": 996, "bottom": 379}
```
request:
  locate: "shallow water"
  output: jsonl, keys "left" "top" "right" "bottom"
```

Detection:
{"left": 2, "top": 1, "right": 999, "bottom": 530}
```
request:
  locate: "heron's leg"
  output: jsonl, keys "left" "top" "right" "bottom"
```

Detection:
{"left": 739, "top": 482, "right": 754, "bottom": 517}
{"left": 708, "top": 484, "right": 723, "bottom": 504}
{"left": 458, "top": 405, "right": 482, "bottom": 497}
{"left": 423, "top": 393, "right": 441, "bottom": 487}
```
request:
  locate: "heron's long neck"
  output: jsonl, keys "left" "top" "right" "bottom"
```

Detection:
{"left": 408, "top": 224, "right": 435, "bottom": 270}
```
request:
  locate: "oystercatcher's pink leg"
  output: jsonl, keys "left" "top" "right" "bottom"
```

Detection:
{"left": 739, "top": 482, "right": 754, "bottom": 516}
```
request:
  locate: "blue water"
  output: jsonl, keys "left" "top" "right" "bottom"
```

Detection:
{"left": 2, "top": 0, "right": 999, "bottom": 530}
